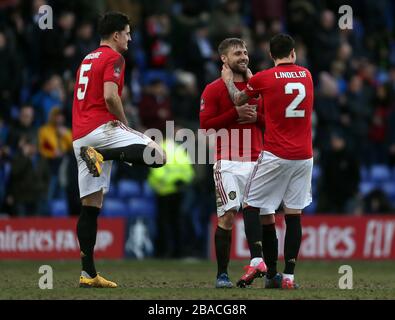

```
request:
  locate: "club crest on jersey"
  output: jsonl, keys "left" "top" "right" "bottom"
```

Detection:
{"left": 200, "top": 98, "right": 205, "bottom": 112}
{"left": 228, "top": 191, "right": 236, "bottom": 200}
{"left": 114, "top": 66, "right": 121, "bottom": 78}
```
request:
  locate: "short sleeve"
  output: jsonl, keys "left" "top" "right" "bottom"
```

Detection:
{"left": 103, "top": 54, "right": 125, "bottom": 86}
{"left": 245, "top": 72, "right": 264, "bottom": 98}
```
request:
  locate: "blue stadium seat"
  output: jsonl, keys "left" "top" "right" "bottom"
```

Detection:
{"left": 50, "top": 199, "right": 68, "bottom": 217}
{"left": 382, "top": 182, "right": 395, "bottom": 198}
{"left": 304, "top": 200, "right": 317, "bottom": 215}
{"left": 127, "top": 198, "right": 156, "bottom": 218}
{"left": 360, "top": 166, "right": 369, "bottom": 182}
{"left": 143, "top": 180, "right": 155, "bottom": 198}
{"left": 102, "top": 198, "right": 128, "bottom": 217}
{"left": 312, "top": 165, "right": 321, "bottom": 181}
{"left": 359, "top": 181, "right": 377, "bottom": 195}
{"left": 312, "top": 180, "right": 319, "bottom": 197}
{"left": 117, "top": 179, "right": 141, "bottom": 199}
{"left": 370, "top": 165, "right": 391, "bottom": 183}
{"left": 106, "top": 185, "right": 117, "bottom": 198}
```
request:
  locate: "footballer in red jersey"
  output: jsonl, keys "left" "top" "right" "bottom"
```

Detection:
{"left": 72, "top": 12, "right": 166, "bottom": 288}
{"left": 222, "top": 34, "right": 314, "bottom": 289}
{"left": 200, "top": 38, "right": 267, "bottom": 288}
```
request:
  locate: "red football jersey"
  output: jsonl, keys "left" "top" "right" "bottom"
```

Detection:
{"left": 200, "top": 78, "right": 264, "bottom": 161}
{"left": 72, "top": 45, "right": 125, "bottom": 140}
{"left": 245, "top": 63, "right": 314, "bottom": 160}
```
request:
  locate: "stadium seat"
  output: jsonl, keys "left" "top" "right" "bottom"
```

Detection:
{"left": 312, "top": 180, "right": 319, "bottom": 197}
{"left": 127, "top": 198, "right": 156, "bottom": 218}
{"left": 106, "top": 185, "right": 117, "bottom": 198}
{"left": 304, "top": 200, "right": 317, "bottom": 215}
{"left": 143, "top": 180, "right": 155, "bottom": 198}
{"left": 50, "top": 199, "right": 68, "bottom": 217}
{"left": 360, "top": 166, "right": 369, "bottom": 182}
{"left": 102, "top": 198, "right": 128, "bottom": 217}
{"left": 312, "top": 165, "right": 321, "bottom": 182}
{"left": 117, "top": 179, "right": 141, "bottom": 199}
{"left": 370, "top": 165, "right": 391, "bottom": 183}
{"left": 382, "top": 182, "right": 395, "bottom": 198}
{"left": 359, "top": 181, "right": 377, "bottom": 195}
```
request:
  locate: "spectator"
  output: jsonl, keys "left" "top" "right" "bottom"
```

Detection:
{"left": 317, "top": 132, "right": 360, "bottom": 213}
{"left": 73, "top": 21, "right": 98, "bottom": 73}
{"left": 311, "top": 9, "right": 340, "bottom": 74}
{"left": 7, "top": 104, "right": 37, "bottom": 152}
{"left": 38, "top": 107, "right": 72, "bottom": 201}
{"left": 32, "top": 74, "right": 65, "bottom": 126}
{"left": 363, "top": 189, "right": 394, "bottom": 214}
{"left": 40, "top": 10, "right": 76, "bottom": 74}
{"left": 208, "top": 0, "right": 251, "bottom": 47}
{"left": 148, "top": 138, "right": 195, "bottom": 258}
{"left": 185, "top": 20, "right": 217, "bottom": 91}
{"left": 343, "top": 75, "right": 374, "bottom": 164}
{"left": 314, "top": 72, "right": 341, "bottom": 153}
{"left": 139, "top": 79, "right": 172, "bottom": 132}
{"left": 0, "top": 30, "right": 21, "bottom": 120}
{"left": 171, "top": 71, "right": 200, "bottom": 130}
{"left": 8, "top": 136, "right": 50, "bottom": 216}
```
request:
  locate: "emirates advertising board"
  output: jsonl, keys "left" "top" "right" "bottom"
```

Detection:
{"left": 0, "top": 218, "right": 124, "bottom": 259}
{"left": 1, "top": 215, "right": 395, "bottom": 260}
{"left": 210, "top": 215, "right": 395, "bottom": 260}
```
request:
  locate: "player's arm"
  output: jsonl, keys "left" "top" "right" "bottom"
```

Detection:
{"left": 199, "top": 87, "right": 239, "bottom": 130}
{"left": 221, "top": 64, "right": 250, "bottom": 106}
{"left": 103, "top": 82, "right": 128, "bottom": 126}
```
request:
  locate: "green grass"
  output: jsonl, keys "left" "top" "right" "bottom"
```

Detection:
{"left": 0, "top": 259, "right": 394, "bottom": 299}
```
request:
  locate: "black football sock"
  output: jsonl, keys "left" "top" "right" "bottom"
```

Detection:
{"left": 76, "top": 206, "right": 100, "bottom": 278}
{"left": 262, "top": 223, "right": 278, "bottom": 279}
{"left": 215, "top": 226, "right": 232, "bottom": 277}
{"left": 96, "top": 144, "right": 164, "bottom": 168}
{"left": 243, "top": 206, "right": 263, "bottom": 259}
{"left": 283, "top": 214, "right": 302, "bottom": 275}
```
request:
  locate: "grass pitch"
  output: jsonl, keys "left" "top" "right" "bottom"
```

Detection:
{"left": 0, "top": 259, "right": 394, "bottom": 300}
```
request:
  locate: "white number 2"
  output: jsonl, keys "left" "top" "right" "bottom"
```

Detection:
{"left": 285, "top": 82, "right": 306, "bottom": 118}
{"left": 77, "top": 63, "right": 92, "bottom": 100}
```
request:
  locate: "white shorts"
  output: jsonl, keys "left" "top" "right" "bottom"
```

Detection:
{"left": 213, "top": 160, "right": 256, "bottom": 216}
{"left": 73, "top": 120, "right": 153, "bottom": 198}
{"left": 245, "top": 151, "right": 313, "bottom": 215}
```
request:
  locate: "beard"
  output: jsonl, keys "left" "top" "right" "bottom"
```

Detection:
{"left": 229, "top": 61, "right": 248, "bottom": 75}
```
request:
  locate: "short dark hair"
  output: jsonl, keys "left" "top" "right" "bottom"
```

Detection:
{"left": 98, "top": 12, "right": 130, "bottom": 39}
{"left": 269, "top": 34, "right": 295, "bottom": 60}
{"left": 218, "top": 38, "right": 247, "bottom": 56}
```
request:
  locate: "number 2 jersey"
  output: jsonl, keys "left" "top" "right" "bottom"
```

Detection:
{"left": 72, "top": 45, "right": 125, "bottom": 141}
{"left": 245, "top": 63, "right": 314, "bottom": 160}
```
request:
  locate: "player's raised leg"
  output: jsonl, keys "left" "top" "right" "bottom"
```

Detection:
{"left": 81, "top": 140, "right": 166, "bottom": 178}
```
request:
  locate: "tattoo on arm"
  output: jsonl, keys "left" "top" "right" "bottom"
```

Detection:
{"left": 225, "top": 79, "right": 250, "bottom": 106}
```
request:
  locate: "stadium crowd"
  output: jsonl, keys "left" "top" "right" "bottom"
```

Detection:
{"left": 1, "top": 0, "right": 395, "bottom": 256}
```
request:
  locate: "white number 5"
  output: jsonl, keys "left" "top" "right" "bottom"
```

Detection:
{"left": 77, "top": 63, "right": 92, "bottom": 100}
{"left": 285, "top": 82, "right": 305, "bottom": 118}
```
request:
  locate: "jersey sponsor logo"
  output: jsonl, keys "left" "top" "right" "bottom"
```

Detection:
{"left": 228, "top": 191, "right": 236, "bottom": 200}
